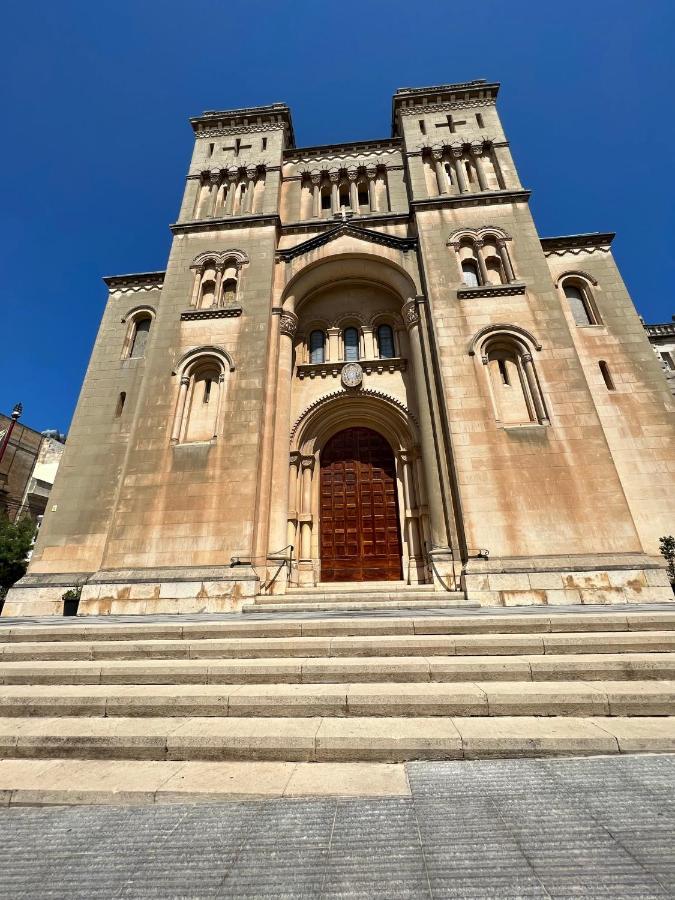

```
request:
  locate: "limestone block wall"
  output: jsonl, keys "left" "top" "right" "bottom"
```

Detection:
{"left": 416, "top": 202, "right": 643, "bottom": 565}
{"left": 545, "top": 246, "right": 675, "bottom": 557}
{"left": 27, "top": 280, "right": 162, "bottom": 579}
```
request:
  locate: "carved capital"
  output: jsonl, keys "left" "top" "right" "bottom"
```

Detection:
{"left": 180, "top": 375, "right": 190, "bottom": 386}
{"left": 451, "top": 146, "right": 464, "bottom": 159}
{"left": 227, "top": 169, "right": 239, "bottom": 183}
{"left": 328, "top": 171, "right": 340, "bottom": 183}
{"left": 246, "top": 167, "right": 257, "bottom": 181}
{"left": 432, "top": 149, "right": 444, "bottom": 161}
{"left": 300, "top": 455, "right": 315, "bottom": 471}
{"left": 521, "top": 352, "right": 533, "bottom": 364}
{"left": 402, "top": 300, "right": 420, "bottom": 329}
{"left": 279, "top": 311, "right": 299, "bottom": 339}
{"left": 289, "top": 450, "right": 302, "bottom": 468}
{"left": 366, "top": 166, "right": 378, "bottom": 179}
{"left": 311, "top": 173, "right": 322, "bottom": 185}
{"left": 347, "top": 168, "right": 358, "bottom": 181}
{"left": 209, "top": 170, "right": 220, "bottom": 185}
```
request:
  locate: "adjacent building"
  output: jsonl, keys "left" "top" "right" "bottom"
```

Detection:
{"left": 644, "top": 316, "right": 675, "bottom": 395}
{"left": 0, "top": 417, "right": 65, "bottom": 523}
{"left": 5, "top": 80, "right": 674, "bottom": 616}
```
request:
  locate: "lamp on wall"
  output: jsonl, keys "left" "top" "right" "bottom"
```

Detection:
{"left": 0, "top": 402, "right": 23, "bottom": 465}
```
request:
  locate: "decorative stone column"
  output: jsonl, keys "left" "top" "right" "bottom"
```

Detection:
{"left": 473, "top": 146, "right": 489, "bottom": 191}
{"left": 474, "top": 240, "right": 490, "bottom": 286}
{"left": 286, "top": 451, "right": 301, "bottom": 555}
{"left": 348, "top": 169, "right": 359, "bottom": 211}
{"left": 327, "top": 327, "right": 340, "bottom": 362}
{"left": 213, "top": 269, "right": 223, "bottom": 308}
{"left": 171, "top": 375, "right": 190, "bottom": 444}
{"left": 297, "top": 455, "right": 315, "bottom": 584}
{"left": 362, "top": 326, "right": 375, "bottom": 360}
{"left": 267, "top": 310, "right": 298, "bottom": 560}
{"left": 452, "top": 149, "right": 468, "bottom": 193}
{"left": 399, "top": 449, "right": 425, "bottom": 583}
{"left": 367, "top": 166, "right": 379, "bottom": 212}
{"left": 329, "top": 172, "right": 339, "bottom": 214}
{"left": 497, "top": 239, "right": 515, "bottom": 282}
{"left": 225, "top": 170, "right": 238, "bottom": 215}
{"left": 521, "top": 353, "right": 549, "bottom": 424}
{"left": 312, "top": 174, "right": 321, "bottom": 217}
{"left": 213, "top": 372, "right": 225, "bottom": 439}
{"left": 490, "top": 144, "right": 507, "bottom": 189}
{"left": 207, "top": 171, "right": 220, "bottom": 217}
{"left": 190, "top": 269, "right": 202, "bottom": 307}
{"left": 401, "top": 299, "right": 450, "bottom": 554}
{"left": 432, "top": 150, "right": 448, "bottom": 195}
{"left": 245, "top": 167, "right": 257, "bottom": 214}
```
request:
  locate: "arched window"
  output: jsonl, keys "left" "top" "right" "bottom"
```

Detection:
{"left": 343, "top": 327, "right": 360, "bottom": 361}
{"left": 357, "top": 179, "right": 370, "bottom": 210}
{"left": 339, "top": 182, "right": 350, "bottom": 209}
{"left": 563, "top": 280, "right": 598, "bottom": 326}
{"left": 129, "top": 316, "right": 151, "bottom": 358}
{"left": 482, "top": 238, "right": 506, "bottom": 285}
{"left": 320, "top": 183, "right": 331, "bottom": 212}
{"left": 377, "top": 324, "right": 395, "bottom": 359}
{"left": 309, "top": 330, "right": 325, "bottom": 364}
{"left": 477, "top": 331, "right": 548, "bottom": 426}
{"left": 462, "top": 259, "right": 480, "bottom": 287}
{"left": 599, "top": 360, "right": 615, "bottom": 391}
{"left": 172, "top": 354, "right": 229, "bottom": 444}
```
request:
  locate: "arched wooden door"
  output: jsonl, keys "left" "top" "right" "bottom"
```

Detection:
{"left": 320, "top": 427, "right": 403, "bottom": 582}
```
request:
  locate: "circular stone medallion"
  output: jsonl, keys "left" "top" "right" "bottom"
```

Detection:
{"left": 341, "top": 362, "right": 363, "bottom": 389}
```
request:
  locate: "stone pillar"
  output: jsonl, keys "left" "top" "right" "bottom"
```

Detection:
{"left": 245, "top": 167, "right": 257, "bottom": 214}
{"left": 452, "top": 149, "right": 468, "bottom": 193}
{"left": 521, "top": 353, "right": 549, "bottom": 424}
{"left": 213, "top": 269, "right": 223, "bottom": 308}
{"left": 225, "top": 170, "right": 238, "bottom": 215}
{"left": 312, "top": 175, "right": 321, "bottom": 218}
{"left": 362, "top": 326, "right": 375, "bottom": 360}
{"left": 399, "top": 450, "right": 425, "bottom": 582}
{"left": 367, "top": 167, "right": 379, "bottom": 212}
{"left": 267, "top": 311, "right": 298, "bottom": 555}
{"left": 213, "top": 373, "right": 225, "bottom": 439}
{"left": 473, "top": 148, "right": 489, "bottom": 191}
{"left": 207, "top": 171, "right": 220, "bottom": 217}
{"left": 432, "top": 151, "right": 448, "bottom": 195}
{"left": 475, "top": 241, "right": 490, "bottom": 286}
{"left": 348, "top": 169, "right": 359, "bottom": 211}
{"left": 329, "top": 172, "right": 339, "bottom": 214}
{"left": 171, "top": 376, "right": 190, "bottom": 444}
{"left": 327, "top": 327, "right": 340, "bottom": 362}
{"left": 190, "top": 270, "right": 201, "bottom": 307}
{"left": 286, "top": 451, "right": 301, "bottom": 553}
{"left": 299, "top": 455, "right": 315, "bottom": 566}
{"left": 402, "top": 299, "right": 449, "bottom": 550}
{"left": 498, "top": 239, "right": 515, "bottom": 282}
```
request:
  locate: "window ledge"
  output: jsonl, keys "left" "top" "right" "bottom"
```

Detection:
{"left": 575, "top": 323, "right": 606, "bottom": 330}
{"left": 297, "top": 357, "right": 407, "bottom": 379}
{"left": 501, "top": 422, "right": 549, "bottom": 432}
{"left": 181, "top": 307, "right": 242, "bottom": 321}
{"left": 457, "top": 281, "right": 526, "bottom": 299}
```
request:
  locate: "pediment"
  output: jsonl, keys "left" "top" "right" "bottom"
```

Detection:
{"left": 277, "top": 222, "right": 417, "bottom": 262}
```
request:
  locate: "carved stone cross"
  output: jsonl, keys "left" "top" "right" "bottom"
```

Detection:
{"left": 222, "top": 137, "right": 253, "bottom": 157}
{"left": 334, "top": 207, "right": 353, "bottom": 222}
{"left": 435, "top": 114, "right": 466, "bottom": 134}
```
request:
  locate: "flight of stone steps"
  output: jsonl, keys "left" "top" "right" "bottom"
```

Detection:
{"left": 0, "top": 608, "right": 674, "bottom": 803}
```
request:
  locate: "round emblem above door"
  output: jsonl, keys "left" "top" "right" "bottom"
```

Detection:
{"left": 341, "top": 362, "right": 363, "bottom": 389}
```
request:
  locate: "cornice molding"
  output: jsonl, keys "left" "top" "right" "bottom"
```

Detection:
{"left": 645, "top": 322, "right": 675, "bottom": 337}
{"left": 103, "top": 272, "right": 165, "bottom": 292}
{"left": 411, "top": 189, "right": 531, "bottom": 211}
{"left": 276, "top": 222, "right": 417, "bottom": 262}
{"left": 296, "top": 357, "right": 407, "bottom": 380}
{"left": 281, "top": 212, "right": 410, "bottom": 234}
{"left": 399, "top": 99, "right": 495, "bottom": 116}
{"left": 171, "top": 214, "right": 280, "bottom": 235}
{"left": 540, "top": 233, "right": 615, "bottom": 256}
{"left": 457, "top": 282, "right": 526, "bottom": 299}
{"left": 180, "top": 308, "right": 242, "bottom": 322}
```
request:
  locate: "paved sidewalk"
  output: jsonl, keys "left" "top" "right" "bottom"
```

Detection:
{"left": 0, "top": 755, "right": 673, "bottom": 898}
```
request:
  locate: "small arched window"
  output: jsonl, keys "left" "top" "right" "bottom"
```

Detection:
{"left": 343, "top": 327, "right": 360, "bottom": 361}
{"left": 479, "top": 333, "right": 548, "bottom": 426}
{"left": 309, "top": 330, "right": 325, "bottom": 364}
{"left": 377, "top": 324, "right": 395, "bottom": 359}
{"left": 129, "top": 316, "right": 151, "bottom": 358}
{"left": 172, "top": 356, "right": 227, "bottom": 445}
{"left": 563, "top": 281, "right": 597, "bottom": 326}
{"left": 462, "top": 259, "right": 480, "bottom": 287}
{"left": 339, "top": 182, "right": 350, "bottom": 209}
{"left": 357, "top": 180, "right": 370, "bottom": 209}
{"left": 320, "top": 184, "right": 331, "bottom": 211}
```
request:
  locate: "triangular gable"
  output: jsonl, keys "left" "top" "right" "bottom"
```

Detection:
{"left": 277, "top": 222, "right": 417, "bottom": 262}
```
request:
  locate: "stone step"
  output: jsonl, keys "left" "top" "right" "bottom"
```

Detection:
{"left": 0, "top": 715, "right": 672, "bottom": 761}
{"left": 0, "top": 681, "right": 672, "bottom": 718}
{"left": 2, "top": 611, "right": 674, "bottom": 643}
{"left": 0, "top": 653, "right": 673, "bottom": 685}
{"left": 243, "top": 599, "right": 475, "bottom": 613}
{"left": 1, "top": 630, "right": 674, "bottom": 661}
{"left": 0, "top": 759, "right": 410, "bottom": 805}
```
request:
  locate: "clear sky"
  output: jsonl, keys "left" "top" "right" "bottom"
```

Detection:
{"left": 1, "top": 0, "right": 674, "bottom": 433}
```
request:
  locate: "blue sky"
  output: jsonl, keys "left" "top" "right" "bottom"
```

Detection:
{"left": 1, "top": 0, "right": 674, "bottom": 433}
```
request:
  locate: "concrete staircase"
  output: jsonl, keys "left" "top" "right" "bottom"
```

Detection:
{"left": 245, "top": 581, "right": 470, "bottom": 613}
{"left": 0, "top": 608, "right": 674, "bottom": 803}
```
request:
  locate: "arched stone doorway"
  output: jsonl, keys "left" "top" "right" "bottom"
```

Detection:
{"left": 320, "top": 426, "right": 403, "bottom": 582}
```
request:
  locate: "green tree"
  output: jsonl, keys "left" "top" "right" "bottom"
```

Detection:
{"left": 0, "top": 514, "right": 36, "bottom": 597}
{"left": 660, "top": 535, "right": 675, "bottom": 587}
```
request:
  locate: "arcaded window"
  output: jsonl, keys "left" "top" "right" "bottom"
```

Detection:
{"left": 129, "top": 316, "right": 151, "bottom": 358}
{"left": 462, "top": 259, "right": 480, "bottom": 287}
{"left": 172, "top": 354, "right": 229, "bottom": 445}
{"left": 377, "top": 324, "right": 395, "bottom": 359}
{"left": 563, "top": 281, "right": 598, "bottom": 326}
{"left": 222, "top": 278, "right": 237, "bottom": 307}
{"left": 309, "top": 330, "right": 325, "bottom": 364}
{"left": 343, "top": 327, "right": 360, "bottom": 361}
{"left": 320, "top": 183, "right": 331, "bottom": 212}
{"left": 477, "top": 331, "right": 549, "bottom": 426}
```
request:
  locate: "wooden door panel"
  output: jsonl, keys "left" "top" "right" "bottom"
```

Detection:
{"left": 320, "top": 427, "right": 403, "bottom": 582}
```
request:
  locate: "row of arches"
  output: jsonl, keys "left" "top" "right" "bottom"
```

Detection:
{"left": 193, "top": 167, "right": 266, "bottom": 219}
{"left": 300, "top": 167, "right": 389, "bottom": 219}
{"left": 449, "top": 228, "right": 516, "bottom": 287}
{"left": 306, "top": 323, "right": 397, "bottom": 365}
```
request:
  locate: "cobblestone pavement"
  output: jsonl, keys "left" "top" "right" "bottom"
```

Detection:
{"left": 0, "top": 755, "right": 673, "bottom": 899}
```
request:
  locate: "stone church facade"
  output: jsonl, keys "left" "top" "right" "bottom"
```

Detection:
{"left": 5, "top": 80, "right": 674, "bottom": 616}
